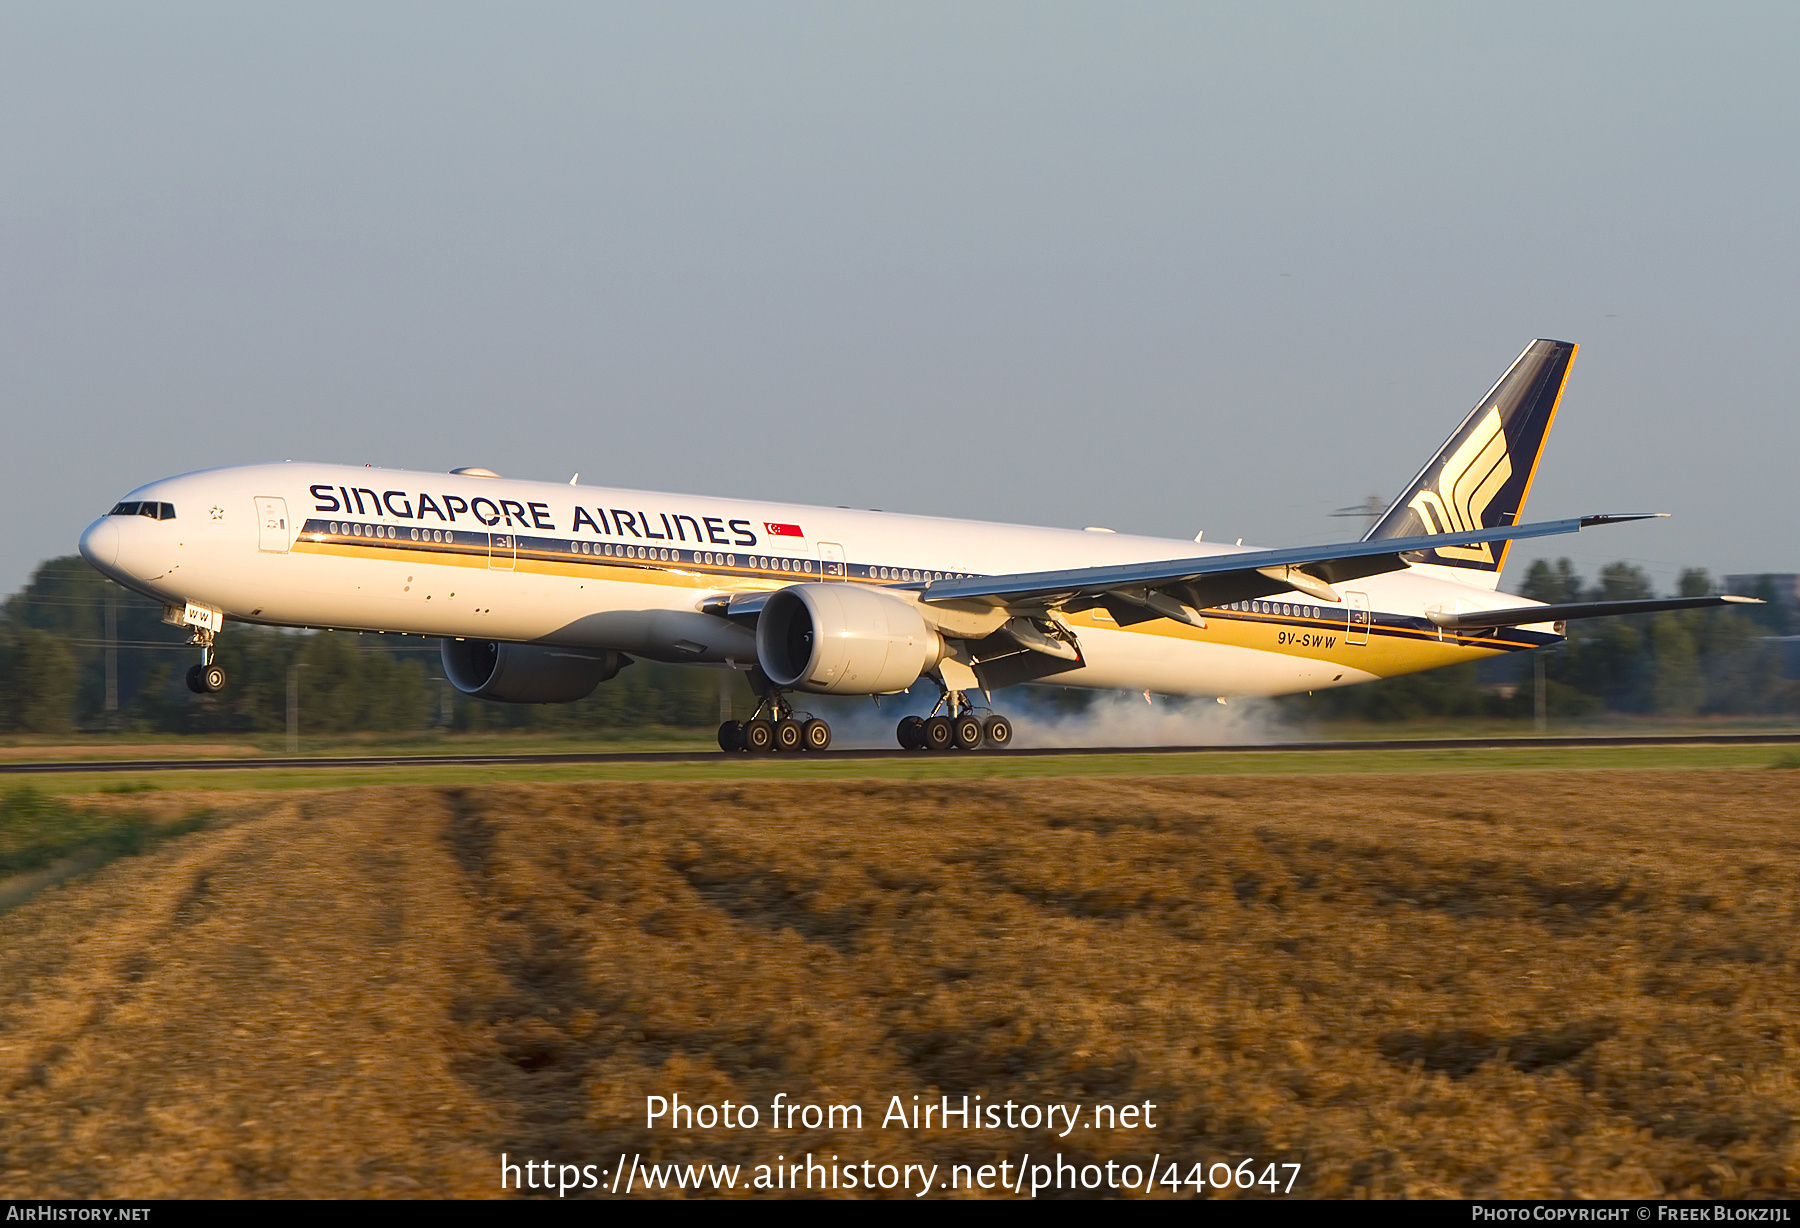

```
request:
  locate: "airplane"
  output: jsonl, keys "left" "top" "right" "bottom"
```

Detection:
{"left": 78, "top": 339, "right": 1754, "bottom": 753}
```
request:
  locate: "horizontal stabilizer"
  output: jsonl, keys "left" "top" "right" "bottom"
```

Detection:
{"left": 1428, "top": 594, "right": 1760, "bottom": 631}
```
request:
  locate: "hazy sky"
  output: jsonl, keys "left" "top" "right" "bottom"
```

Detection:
{"left": 3, "top": 3, "right": 1795, "bottom": 597}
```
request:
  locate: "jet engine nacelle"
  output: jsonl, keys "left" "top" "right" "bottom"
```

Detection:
{"left": 756, "top": 583, "right": 946, "bottom": 694}
{"left": 440, "top": 639, "right": 628, "bottom": 703}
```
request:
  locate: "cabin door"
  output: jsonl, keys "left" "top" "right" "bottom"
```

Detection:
{"left": 489, "top": 532, "right": 516, "bottom": 570}
{"left": 1346, "top": 592, "right": 1371, "bottom": 645}
{"left": 255, "top": 497, "right": 291, "bottom": 553}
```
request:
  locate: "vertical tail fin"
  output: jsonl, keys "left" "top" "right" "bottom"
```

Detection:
{"left": 1366, "top": 338, "right": 1576, "bottom": 588}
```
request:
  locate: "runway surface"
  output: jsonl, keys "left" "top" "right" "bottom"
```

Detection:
{"left": 4, "top": 732, "right": 1799, "bottom": 773}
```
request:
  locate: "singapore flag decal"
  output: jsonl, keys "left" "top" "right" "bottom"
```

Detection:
{"left": 764, "top": 522, "right": 803, "bottom": 537}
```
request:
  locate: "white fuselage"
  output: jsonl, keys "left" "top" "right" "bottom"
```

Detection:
{"left": 79, "top": 462, "right": 1552, "bottom": 697}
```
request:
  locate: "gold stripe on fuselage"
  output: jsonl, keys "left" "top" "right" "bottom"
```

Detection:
{"left": 293, "top": 539, "right": 1529, "bottom": 680}
{"left": 1063, "top": 606, "right": 1526, "bottom": 679}
{"left": 293, "top": 538, "right": 783, "bottom": 592}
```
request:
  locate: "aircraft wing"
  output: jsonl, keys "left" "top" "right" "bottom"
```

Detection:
{"left": 911, "top": 514, "right": 1659, "bottom": 625}
{"left": 1427, "top": 594, "right": 1761, "bottom": 630}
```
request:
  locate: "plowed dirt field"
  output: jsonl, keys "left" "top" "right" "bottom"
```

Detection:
{"left": 2, "top": 773, "right": 1796, "bottom": 1199}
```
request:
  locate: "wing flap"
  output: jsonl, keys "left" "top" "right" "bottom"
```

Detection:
{"left": 919, "top": 514, "right": 1654, "bottom": 612}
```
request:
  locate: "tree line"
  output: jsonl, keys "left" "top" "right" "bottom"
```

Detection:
{"left": 1285, "top": 560, "right": 1799, "bottom": 722}
{"left": 0, "top": 556, "right": 738, "bottom": 735}
{"left": 0, "top": 554, "right": 1793, "bottom": 735}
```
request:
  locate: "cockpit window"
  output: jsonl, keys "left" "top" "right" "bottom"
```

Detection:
{"left": 108, "top": 502, "right": 175, "bottom": 520}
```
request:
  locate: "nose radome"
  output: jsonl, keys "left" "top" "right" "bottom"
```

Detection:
{"left": 79, "top": 517, "right": 118, "bottom": 569}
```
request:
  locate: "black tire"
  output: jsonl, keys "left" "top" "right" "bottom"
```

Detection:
{"left": 953, "top": 714, "right": 983, "bottom": 749}
{"left": 922, "top": 716, "right": 955, "bottom": 751}
{"left": 743, "top": 719, "right": 775, "bottom": 753}
{"left": 896, "top": 715, "right": 925, "bottom": 750}
{"left": 775, "top": 719, "right": 804, "bottom": 752}
{"left": 185, "top": 664, "right": 206, "bottom": 694}
{"left": 983, "top": 714, "right": 1014, "bottom": 748}
{"left": 717, "top": 720, "right": 745, "bottom": 752}
{"left": 803, "top": 719, "right": 832, "bottom": 752}
{"left": 200, "top": 663, "right": 227, "bottom": 693}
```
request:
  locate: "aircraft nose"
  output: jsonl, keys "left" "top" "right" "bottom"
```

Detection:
{"left": 80, "top": 516, "right": 119, "bottom": 569}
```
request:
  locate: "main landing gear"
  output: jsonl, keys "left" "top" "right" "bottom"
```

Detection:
{"left": 184, "top": 629, "right": 227, "bottom": 694}
{"left": 896, "top": 689, "right": 1012, "bottom": 752}
{"left": 718, "top": 691, "right": 833, "bottom": 754}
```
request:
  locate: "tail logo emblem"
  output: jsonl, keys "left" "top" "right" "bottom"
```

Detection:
{"left": 1406, "top": 407, "right": 1511, "bottom": 564}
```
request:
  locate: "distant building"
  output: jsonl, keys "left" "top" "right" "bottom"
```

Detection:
{"left": 1766, "top": 637, "right": 1800, "bottom": 680}
{"left": 1726, "top": 575, "right": 1798, "bottom": 647}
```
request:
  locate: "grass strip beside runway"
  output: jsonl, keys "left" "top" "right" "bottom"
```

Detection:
{"left": 11, "top": 742, "right": 1800, "bottom": 794}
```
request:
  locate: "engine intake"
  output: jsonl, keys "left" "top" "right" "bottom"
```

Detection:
{"left": 441, "top": 639, "right": 628, "bottom": 703}
{"left": 756, "top": 583, "right": 945, "bottom": 694}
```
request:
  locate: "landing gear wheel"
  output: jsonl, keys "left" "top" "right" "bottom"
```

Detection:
{"left": 896, "top": 715, "right": 925, "bottom": 750}
{"left": 953, "top": 714, "right": 983, "bottom": 749}
{"left": 199, "top": 663, "right": 226, "bottom": 693}
{"left": 802, "top": 719, "right": 832, "bottom": 752}
{"left": 922, "top": 716, "right": 955, "bottom": 751}
{"left": 775, "top": 719, "right": 804, "bottom": 753}
{"left": 185, "top": 664, "right": 205, "bottom": 694}
{"left": 743, "top": 719, "right": 775, "bottom": 753}
{"left": 718, "top": 720, "right": 745, "bottom": 752}
{"left": 982, "top": 714, "right": 1013, "bottom": 748}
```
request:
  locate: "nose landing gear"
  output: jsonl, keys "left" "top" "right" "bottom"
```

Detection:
{"left": 895, "top": 689, "right": 1012, "bottom": 751}
{"left": 184, "top": 629, "right": 227, "bottom": 694}
{"left": 186, "top": 662, "right": 227, "bottom": 694}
